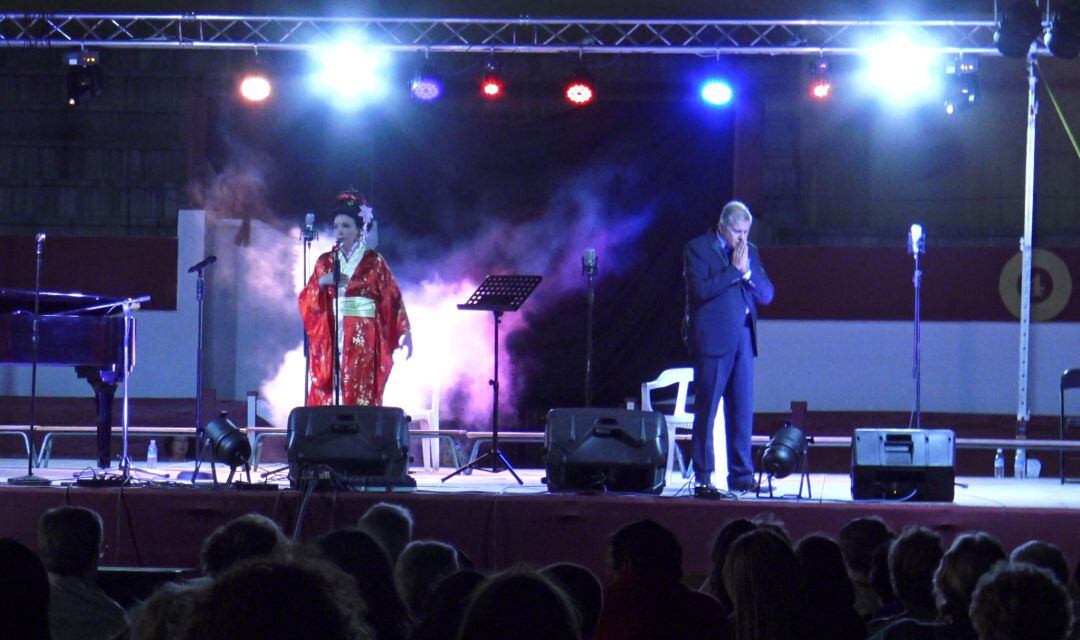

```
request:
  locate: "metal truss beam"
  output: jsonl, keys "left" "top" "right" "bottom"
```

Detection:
{"left": 0, "top": 14, "right": 1014, "bottom": 55}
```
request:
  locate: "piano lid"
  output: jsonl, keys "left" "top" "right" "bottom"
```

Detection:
{"left": 0, "top": 289, "right": 126, "bottom": 315}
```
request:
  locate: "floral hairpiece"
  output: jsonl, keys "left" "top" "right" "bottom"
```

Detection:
{"left": 333, "top": 191, "right": 374, "bottom": 226}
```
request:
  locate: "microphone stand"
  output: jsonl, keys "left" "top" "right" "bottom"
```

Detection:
{"left": 908, "top": 227, "right": 925, "bottom": 430}
{"left": 301, "top": 216, "right": 316, "bottom": 400}
{"left": 184, "top": 256, "right": 217, "bottom": 484}
{"left": 331, "top": 244, "right": 342, "bottom": 406}
{"left": 582, "top": 249, "right": 597, "bottom": 407}
{"left": 9, "top": 234, "right": 51, "bottom": 486}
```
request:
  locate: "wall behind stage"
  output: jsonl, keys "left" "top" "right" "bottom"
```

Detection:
{"left": 1, "top": 212, "right": 1075, "bottom": 419}
{"left": 0, "top": 211, "right": 202, "bottom": 399}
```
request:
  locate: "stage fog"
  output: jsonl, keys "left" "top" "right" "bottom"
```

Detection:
{"left": 194, "top": 93, "right": 734, "bottom": 427}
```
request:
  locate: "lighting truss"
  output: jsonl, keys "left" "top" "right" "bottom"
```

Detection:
{"left": 0, "top": 14, "right": 1015, "bottom": 55}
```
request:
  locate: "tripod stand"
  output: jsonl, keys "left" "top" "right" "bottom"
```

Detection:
{"left": 442, "top": 275, "right": 542, "bottom": 485}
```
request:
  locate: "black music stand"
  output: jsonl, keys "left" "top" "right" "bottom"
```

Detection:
{"left": 442, "top": 275, "right": 542, "bottom": 485}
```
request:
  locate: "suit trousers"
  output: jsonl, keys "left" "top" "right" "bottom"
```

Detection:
{"left": 691, "top": 322, "right": 754, "bottom": 487}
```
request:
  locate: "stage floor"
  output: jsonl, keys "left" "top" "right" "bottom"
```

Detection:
{"left": 3, "top": 457, "right": 1079, "bottom": 577}
{"left": 3, "top": 457, "right": 1078, "bottom": 510}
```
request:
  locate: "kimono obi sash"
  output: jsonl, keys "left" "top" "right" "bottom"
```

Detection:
{"left": 340, "top": 295, "right": 376, "bottom": 318}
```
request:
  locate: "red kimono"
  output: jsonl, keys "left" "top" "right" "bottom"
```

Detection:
{"left": 299, "top": 248, "right": 410, "bottom": 407}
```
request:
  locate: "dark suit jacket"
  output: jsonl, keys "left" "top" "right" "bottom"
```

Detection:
{"left": 684, "top": 231, "right": 775, "bottom": 357}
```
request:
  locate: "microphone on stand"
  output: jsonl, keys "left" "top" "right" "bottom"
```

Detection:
{"left": 582, "top": 248, "right": 598, "bottom": 277}
{"left": 302, "top": 213, "right": 317, "bottom": 242}
{"left": 187, "top": 255, "right": 217, "bottom": 273}
{"left": 332, "top": 241, "right": 342, "bottom": 287}
{"left": 35, "top": 233, "right": 46, "bottom": 254}
{"left": 907, "top": 224, "right": 925, "bottom": 255}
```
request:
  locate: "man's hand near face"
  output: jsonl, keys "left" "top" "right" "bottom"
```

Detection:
{"left": 732, "top": 240, "right": 749, "bottom": 274}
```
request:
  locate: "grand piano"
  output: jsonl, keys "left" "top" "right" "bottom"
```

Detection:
{"left": 0, "top": 289, "right": 136, "bottom": 468}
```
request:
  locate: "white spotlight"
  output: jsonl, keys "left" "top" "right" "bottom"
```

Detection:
{"left": 863, "top": 35, "right": 942, "bottom": 104}
{"left": 310, "top": 40, "right": 389, "bottom": 108}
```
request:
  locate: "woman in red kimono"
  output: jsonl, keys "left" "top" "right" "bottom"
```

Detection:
{"left": 299, "top": 190, "right": 412, "bottom": 406}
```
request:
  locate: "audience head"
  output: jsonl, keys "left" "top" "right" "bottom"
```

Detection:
{"left": 1010, "top": 540, "right": 1070, "bottom": 586}
{"left": 870, "top": 539, "right": 897, "bottom": 607}
{"left": 795, "top": 534, "right": 856, "bottom": 611}
{"left": 38, "top": 505, "right": 104, "bottom": 579}
{"left": 199, "top": 513, "right": 289, "bottom": 578}
{"left": 609, "top": 519, "right": 682, "bottom": 581}
{"left": 0, "top": 538, "right": 51, "bottom": 640}
{"left": 188, "top": 558, "right": 371, "bottom": 640}
{"left": 130, "top": 580, "right": 207, "bottom": 640}
{"left": 888, "top": 525, "right": 944, "bottom": 612}
{"left": 457, "top": 568, "right": 581, "bottom": 640}
{"left": 970, "top": 562, "right": 1073, "bottom": 640}
{"left": 395, "top": 540, "right": 460, "bottom": 619}
{"left": 316, "top": 527, "right": 412, "bottom": 640}
{"left": 541, "top": 562, "right": 603, "bottom": 640}
{"left": 358, "top": 502, "right": 414, "bottom": 563}
{"left": 410, "top": 570, "right": 485, "bottom": 640}
{"left": 838, "top": 516, "right": 894, "bottom": 577}
{"left": 934, "top": 532, "right": 1007, "bottom": 627}
{"left": 723, "top": 529, "right": 806, "bottom": 640}
{"left": 708, "top": 518, "right": 758, "bottom": 613}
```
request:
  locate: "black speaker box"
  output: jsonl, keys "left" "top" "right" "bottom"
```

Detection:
{"left": 851, "top": 428, "right": 955, "bottom": 502}
{"left": 544, "top": 408, "right": 667, "bottom": 494}
{"left": 286, "top": 406, "right": 413, "bottom": 490}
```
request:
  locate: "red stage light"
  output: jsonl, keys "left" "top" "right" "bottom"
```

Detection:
{"left": 481, "top": 77, "right": 503, "bottom": 98}
{"left": 565, "top": 81, "right": 594, "bottom": 105}
{"left": 810, "top": 80, "right": 831, "bottom": 99}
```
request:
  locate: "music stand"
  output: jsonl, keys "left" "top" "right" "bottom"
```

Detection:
{"left": 442, "top": 275, "right": 541, "bottom": 485}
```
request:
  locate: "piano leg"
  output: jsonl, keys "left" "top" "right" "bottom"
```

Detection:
{"left": 78, "top": 366, "right": 118, "bottom": 468}
{"left": 94, "top": 384, "right": 116, "bottom": 468}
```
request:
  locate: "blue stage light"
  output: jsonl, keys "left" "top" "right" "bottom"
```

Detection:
{"left": 410, "top": 71, "right": 442, "bottom": 102}
{"left": 701, "top": 79, "right": 733, "bottom": 106}
{"left": 863, "top": 35, "right": 942, "bottom": 104}
{"left": 309, "top": 39, "right": 389, "bottom": 109}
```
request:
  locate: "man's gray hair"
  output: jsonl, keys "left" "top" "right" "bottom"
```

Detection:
{"left": 719, "top": 201, "right": 753, "bottom": 228}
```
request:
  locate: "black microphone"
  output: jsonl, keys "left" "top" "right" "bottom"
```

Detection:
{"left": 187, "top": 255, "right": 217, "bottom": 273}
{"left": 302, "top": 212, "right": 316, "bottom": 242}
{"left": 582, "top": 248, "right": 597, "bottom": 276}
{"left": 35, "top": 233, "right": 46, "bottom": 255}
{"left": 332, "top": 243, "right": 342, "bottom": 287}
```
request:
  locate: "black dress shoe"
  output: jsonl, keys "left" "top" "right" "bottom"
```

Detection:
{"left": 729, "top": 478, "right": 769, "bottom": 494}
{"left": 693, "top": 483, "right": 725, "bottom": 499}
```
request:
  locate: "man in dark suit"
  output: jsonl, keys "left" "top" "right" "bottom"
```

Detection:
{"left": 684, "top": 201, "right": 774, "bottom": 496}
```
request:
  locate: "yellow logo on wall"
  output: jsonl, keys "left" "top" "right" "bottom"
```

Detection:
{"left": 998, "top": 249, "right": 1072, "bottom": 321}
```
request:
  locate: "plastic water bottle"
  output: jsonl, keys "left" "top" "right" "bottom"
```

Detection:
{"left": 1014, "top": 448, "right": 1026, "bottom": 479}
{"left": 146, "top": 439, "right": 158, "bottom": 470}
{"left": 993, "top": 449, "right": 1005, "bottom": 479}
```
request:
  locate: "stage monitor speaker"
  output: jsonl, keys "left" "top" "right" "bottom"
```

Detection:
{"left": 544, "top": 408, "right": 667, "bottom": 494}
{"left": 851, "top": 428, "right": 955, "bottom": 502}
{"left": 286, "top": 406, "right": 414, "bottom": 491}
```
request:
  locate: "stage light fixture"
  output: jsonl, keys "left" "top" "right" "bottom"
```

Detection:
{"left": 944, "top": 57, "right": 979, "bottom": 115}
{"left": 701, "top": 79, "right": 733, "bottom": 106}
{"left": 809, "top": 59, "right": 832, "bottom": 100}
{"left": 564, "top": 68, "right": 595, "bottom": 105}
{"left": 410, "top": 67, "right": 443, "bottom": 102}
{"left": 1046, "top": 6, "right": 1080, "bottom": 59}
{"left": 480, "top": 60, "right": 503, "bottom": 99}
{"left": 65, "top": 50, "right": 102, "bottom": 107}
{"left": 994, "top": 1, "right": 1044, "bottom": 58}
{"left": 204, "top": 413, "right": 251, "bottom": 481}
{"left": 238, "top": 65, "right": 272, "bottom": 103}
{"left": 863, "top": 35, "right": 941, "bottom": 103}
{"left": 761, "top": 423, "right": 808, "bottom": 479}
{"left": 310, "top": 39, "right": 389, "bottom": 108}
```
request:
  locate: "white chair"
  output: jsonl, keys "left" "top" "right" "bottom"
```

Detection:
{"left": 641, "top": 367, "right": 726, "bottom": 485}
{"left": 403, "top": 380, "right": 441, "bottom": 472}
